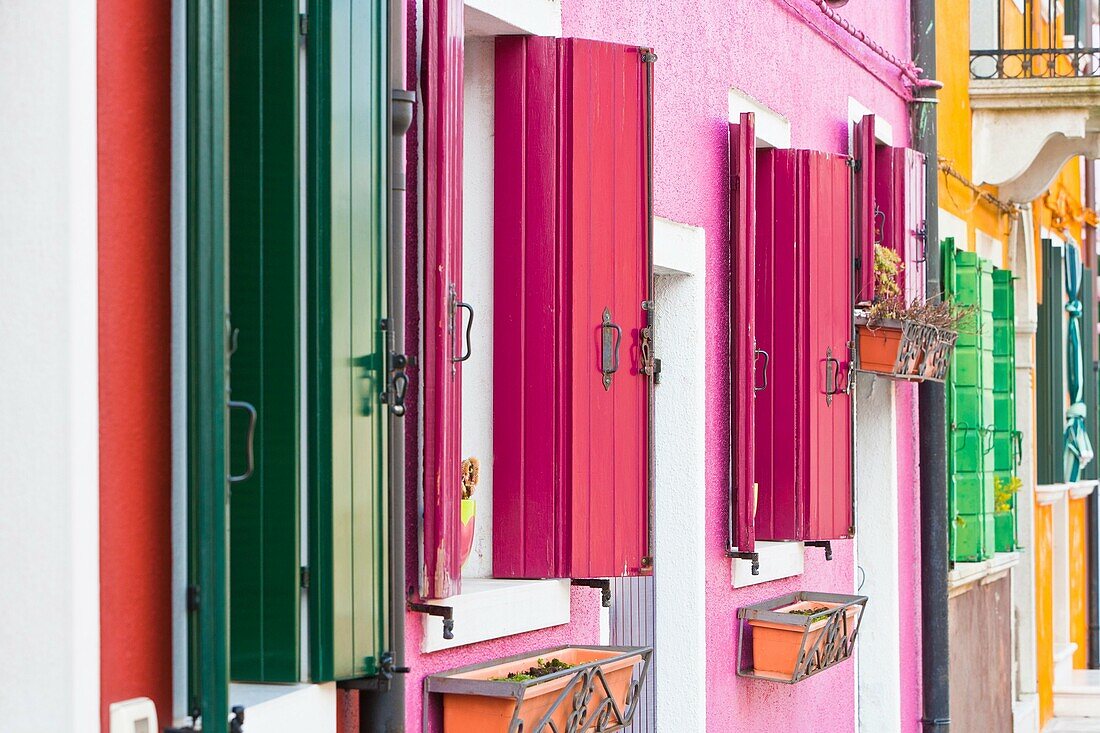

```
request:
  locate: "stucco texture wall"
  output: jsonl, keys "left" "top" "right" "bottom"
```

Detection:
{"left": 559, "top": 2, "right": 914, "bottom": 730}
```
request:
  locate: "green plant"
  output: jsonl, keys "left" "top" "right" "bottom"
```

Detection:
{"left": 995, "top": 475, "right": 1022, "bottom": 513}
{"left": 492, "top": 657, "right": 574, "bottom": 682}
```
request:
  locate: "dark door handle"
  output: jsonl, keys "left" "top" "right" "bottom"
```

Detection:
{"left": 824, "top": 347, "right": 845, "bottom": 405}
{"left": 452, "top": 299, "right": 474, "bottom": 363}
{"left": 601, "top": 307, "right": 622, "bottom": 391}
{"left": 228, "top": 399, "right": 258, "bottom": 483}
{"left": 754, "top": 348, "right": 770, "bottom": 393}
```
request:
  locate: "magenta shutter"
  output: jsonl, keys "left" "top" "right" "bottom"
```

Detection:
{"left": 875, "top": 146, "right": 928, "bottom": 304}
{"left": 755, "top": 149, "right": 853, "bottom": 542}
{"left": 494, "top": 37, "right": 652, "bottom": 579}
{"left": 421, "top": 0, "right": 464, "bottom": 599}
{"left": 854, "top": 114, "right": 876, "bottom": 304}
{"left": 729, "top": 113, "right": 757, "bottom": 557}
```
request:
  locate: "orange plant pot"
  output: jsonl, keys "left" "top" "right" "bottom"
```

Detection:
{"left": 856, "top": 324, "right": 904, "bottom": 375}
{"left": 748, "top": 600, "right": 858, "bottom": 679}
{"left": 436, "top": 647, "right": 645, "bottom": 733}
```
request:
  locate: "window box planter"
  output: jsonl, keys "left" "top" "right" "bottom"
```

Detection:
{"left": 856, "top": 317, "right": 957, "bottom": 383}
{"left": 425, "top": 645, "right": 651, "bottom": 733}
{"left": 736, "top": 591, "right": 866, "bottom": 683}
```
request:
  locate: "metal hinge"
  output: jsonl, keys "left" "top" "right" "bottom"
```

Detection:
{"left": 640, "top": 326, "right": 660, "bottom": 383}
{"left": 300, "top": 566, "right": 310, "bottom": 590}
{"left": 846, "top": 158, "right": 861, "bottom": 172}
{"left": 299, "top": 12, "right": 308, "bottom": 36}
{"left": 186, "top": 584, "right": 200, "bottom": 612}
{"left": 380, "top": 352, "right": 409, "bottom": 416}
{"left": 230, "top": 706, "right": 245, "bottom": 733}
{"left": 854, "top": 255, "right": 862, "bottom": 271}
{"left": 640, "top": 51, "right": 658, "bottom": 63}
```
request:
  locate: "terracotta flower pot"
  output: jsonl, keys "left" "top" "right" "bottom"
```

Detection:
{"left": 429, "top": 646, "right": 649, "bottom": 733}
{"left": 856, "top": 323, "right": 905, "bottom": 375}
{"left": 748, "top": 600, "right": 860, "bottom": 680}
{"left": 459, "top": 498, "right": 476, "bottom": 568}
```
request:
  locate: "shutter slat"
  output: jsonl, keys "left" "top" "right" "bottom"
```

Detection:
{"left": 854, "top": 114, "right": 876, "bottom": 304}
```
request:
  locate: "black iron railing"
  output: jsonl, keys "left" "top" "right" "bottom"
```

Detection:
{"left": 970, "top": 47, "right": 1100, "bottom": 79}
{"left": 970, "top": 0, "right": 1097, "bottom": 79}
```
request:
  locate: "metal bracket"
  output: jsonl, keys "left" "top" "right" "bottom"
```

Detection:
{"left": 805, "top": 541, "right": 834, "bottom": 561}
{"left": 571, "top": 578, "right": 612, "bottom": 608}
{"left": 728, "top": 551, "right": 761, "bottom": 576}
{"left": 640, "top": 51, "right": 658, "bottom": 63}
{"left": 407, "top": 601, "right": 454, "bottom": 640}
{"left": 229, "top": 706, "right": 245, "bottom": 733}
{"left": 846, "top": 157, "right": 861, "bottom": 172}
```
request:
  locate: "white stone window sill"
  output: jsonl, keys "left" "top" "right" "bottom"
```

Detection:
{"left": 948, "top": 551, "right": 1020, "bottom": 597}
{"left": 421, "top": 578, "right": 571, "bottom": 653}
{"left": 1036, "top": 480, "right": 1098, "bottom": 505}
{"left": 227, "top": 683, "right": 336, "bottom": 733}
{"left": 464, "top": 0, "right": 562, "bottom": 37}
{"left": 731, "top": 542, "right": 805, "bottom": 588}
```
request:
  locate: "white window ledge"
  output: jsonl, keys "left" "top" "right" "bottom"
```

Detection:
{"left": 464, "top": 0, "right": 561, "bottom": 37}
{"left": 731, "top": 542, "right": 805, "bottom": 588}
{"left": 227, "top": 683, "right": 336, "bottom": 733}
{"left": 948, "top": 551, "right": 1020, "bottom": 597}
{"left": 421, "top": 578, "right": 571, "bottom": 653}
{"left": 1036, "top": 480, "right": 1099, "bottom": 505}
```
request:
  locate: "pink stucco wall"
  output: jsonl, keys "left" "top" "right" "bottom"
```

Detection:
{"left": 897, "top": 383, "right": 924, "bottom": 733}
{"left": 404, "top": 587, "right": 603, "bottom": 731}
{"left": 560, "top": 1, "right": 916, "bottom": 730}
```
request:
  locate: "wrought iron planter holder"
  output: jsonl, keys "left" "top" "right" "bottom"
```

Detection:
{"left": 424, "top": 645, "right": 652, "bottom": 733}
{"left": 736, "top": 591, "right": 867, "bottom": 684}
{"left": 856, "top": 317, "right": 957, "bottom": 383}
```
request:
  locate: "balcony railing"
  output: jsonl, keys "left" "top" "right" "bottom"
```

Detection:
{"left": 969, "top": 0, "right": 1097, "bottom": 79}
{"left": 970, "top": 47, "right": 1100, "bottom": 79}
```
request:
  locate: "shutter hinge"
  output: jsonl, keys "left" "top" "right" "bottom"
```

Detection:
{"left": 847, "top": 158, "right": 861, "bottom": 172}
{"left": 230, "top": 706, "right": 245, "bottom": 733}
{"left": 300, "top": 566, "right": 310, "bottom": 590}
{"left": 640, "top": 51, "right": 658, "bottom": 63}
{"left": 186, "top": 584, "right": 200, "bottom": 612}
{"left": 640, "top": 326, "right": 660, "bottom": 384}
{"left": 854, "top": 255, "right": 862, "bottom": 271}
{"left": 299, "top": 12, "right": 309, "bottom": 36}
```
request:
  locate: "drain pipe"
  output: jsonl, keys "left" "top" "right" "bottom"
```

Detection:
{"left": 911, "top": 0, "right": 950, "bottom": 730}
{"left": 359, "top": 0, "right": 414, "bottom": 729}
{"left": 1087, "top": 158, "right": 1099, "bottom": 670}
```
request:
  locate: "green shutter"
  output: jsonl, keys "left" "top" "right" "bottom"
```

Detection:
{"left": 307, "top": 0, "right": 390, "bottom": 682}
{"left": 991, "top": 269, "right": 1018, "bottom": 552}
{"left": 186, "top": 0, "right": 230, "bottom": 723}
{"left": 946, "top": 243, "right": 996, "bottom": 562}
{"left": 227, "top": 0, "right": 302, "bottom": 683}
{"left": 1082, "top": 267, "right": 1098, "bottom": 482}
{"left": 1037, "top": 239, "right": 1066, "bottom": 484}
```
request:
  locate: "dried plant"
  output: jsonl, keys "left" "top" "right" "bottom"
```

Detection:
{"left": 461, "top": 457, "right": 480, "bottom": 500}
{"left": 866, "top": 294, "right": 977, "bottom": 333}
{"left": 873, "top": 244, "right": 903, "bottom": 301}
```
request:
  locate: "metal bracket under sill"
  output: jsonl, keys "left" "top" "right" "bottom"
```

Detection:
{"left": 165, "top": 705, "right": 244, "bottom": 733}
{"left": 571, "top": 578, "right": 613, "bottom": 607}
{"left": 727, "top": 550, "right": 761, "bottom": 575}
{"left": 805, "top": 541, "right": 834, "bottom": 561}
{"left": 408, "top": 601, "right": 455, "bottom": 640}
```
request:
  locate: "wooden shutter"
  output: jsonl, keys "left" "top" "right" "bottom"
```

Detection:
{"left": 494, "top": 37, "right": 652, "bottom": 579}
{"left": 1037, "top": 239, "right": 1066, "bottom": 485}
{"left": 853, "top": 114, "right": 876, "bottom": 304}
{"left": 227, "top": 0, "right": 300, "bottom": 683}
{"left": 755, "top": 149, "right": 852, "bottom": 542}
{"left": 945, "top": 246, "right": 996, "bottom": 561}
{"left": 1082, "top": 267, "right": 1099, "bottom": 481}
{"left": 729, "top": 113, "right": 757, "bottom": 558}
{"left": 307, "top": 0, "right": 390, "bottom": 680}
{"left": 421, "top": 0, "right": 465, "bottom": 599}
{"left": 875, "top": 146, "right": 927, "bottom": 303}
{"left": 991, "top": 269, "right": 1018, "bottom": 552}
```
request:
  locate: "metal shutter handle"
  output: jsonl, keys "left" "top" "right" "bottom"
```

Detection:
{"left": 228, "top": 399, "right": 258, "bottom": 483}
{"left": 601, "top": 307, "right": 622, "bottom": 390}
{"left": 452, "top": 299, "right": 474, "bottom": 363}
{"left": 754, "top": 348, "right": 770, "bottom": 392}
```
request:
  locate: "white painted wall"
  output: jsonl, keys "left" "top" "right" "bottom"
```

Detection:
{"left": 461, "top": 35, "right": 496, "bottom": 579}
{"left": 651, "top": 217, "right": 707, "bottom": 733}
{"left": 854, "top": 376, "right": 902, "bottom": 733}
{"left": 0, "top": 1, "right": 100, "bottom": 730}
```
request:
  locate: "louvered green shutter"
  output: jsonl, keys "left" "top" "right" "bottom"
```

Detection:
{"left": 991, "top": 269, "right": 1019, "bottom": 552}
{"left": 1037, "top": 239, "right": 1066, "bottom": 485}
{"left": 1082, "top": 267, "right": 1099, "bottom": 482}
{"left": 946, "top": 243, "right": 996, "bottom": 562}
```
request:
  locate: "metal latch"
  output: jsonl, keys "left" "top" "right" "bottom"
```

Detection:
{"left": 640, "top": 326, "right": 661, "bottom": 383}
{"left": 380, "top": 351, "right": 409, "bottom": 416}
{"left": 601, "top": 307, "right": 622, "bottom": 390}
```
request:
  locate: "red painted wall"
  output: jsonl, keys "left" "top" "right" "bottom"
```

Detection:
{"left": 97, "top": 0, "right": 174, "bottom": 727}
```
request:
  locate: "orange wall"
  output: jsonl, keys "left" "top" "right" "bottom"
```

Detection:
{"left": 1036, "top": 500, "right": 1055, "bottom": 727}
{"left": 1071, "top": 497, "right": 1089, "bottom": 668}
